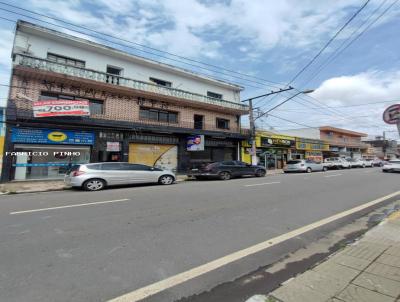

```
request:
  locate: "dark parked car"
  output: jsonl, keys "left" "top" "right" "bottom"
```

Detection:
{"left": 188, "top": 161, "right": 266, "bottom": 180}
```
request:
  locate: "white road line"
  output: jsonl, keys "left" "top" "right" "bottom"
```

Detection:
{"left": 107, "top": 190, "right": 400, "bottom": 302}
{"left": 9, "top": 199, "right": 130, "bottom": 215}
{"left": 245, "top": 181, "right": 281, "bottom": 187}
{"left": 324, "top": 174, "right": 342, "bottom": 178}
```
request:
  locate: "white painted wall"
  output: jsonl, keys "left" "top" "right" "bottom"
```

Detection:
{"left": 278, "top": 128, "right": 321, "bottom": 139}
{"left": 13, "top": 23, "right": 241, "bottom": 103}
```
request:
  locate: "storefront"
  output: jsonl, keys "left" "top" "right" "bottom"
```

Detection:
{"left": 8, "top": 127, "right": 94, "bottom": 180}
{"left": 242, "top": 133, "right": 296, "bottom": 169}
{"left": 295, "top": 138, "right": 329, "bottom": 162}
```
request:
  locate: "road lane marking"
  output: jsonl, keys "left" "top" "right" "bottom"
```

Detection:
{"left": 245, "top": 181, "right": 281, "bottom": 187}
{"left": 324, "top": 174, "right": 342, "bottom": 178}
{"left": 107, "top": 190, "right": 400, "bottom": 302}
{"left": 9, "top": 199, "right": 130, "bottom": 215}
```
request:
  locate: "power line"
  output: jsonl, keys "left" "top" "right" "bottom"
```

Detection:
{"left": 287, "top": 0, "right": 371, "bottom": 86}
{"left": 300, "top": 0, "right": 398, "bottom": 87}
{"left": 254, "top": 0, "right": 370, "bottom": 109}
{"left": 0, "top": 3, "right": 286, "bottom": 90}
{"left": 274, "top": 99, "right": 398, "bottom": 111}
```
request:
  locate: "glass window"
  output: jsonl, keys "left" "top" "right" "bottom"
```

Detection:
{"left": 149, "top": 77, "right": 172, "bottom": 87}
{"left": 159, "top": 111, "right": 169, "bottom": 122}
{"left": 89, "top": 100, "right": 104, "bottom": 115}
{"left": 86, "top": 164, "right": 103, "bottom": 170}
{"left": 148, "top": 110, "right": 158, "bottom": 121}
{"left": 47, "top": 52, "right": 85, "bottom": 67}
{"left": 216, "top": 118, "right": 230, "bottom": 129}
{"left": 169, "top": 112, "right": 178, "bottom": 123}
{"left": 207, "top": 91, "right": 223, "bottom": 99}
{"left": 221, "top": 161, "right": 235, "bottom": 165}
{"left": 101, "top": 163, "right": 123, "bottom": 170}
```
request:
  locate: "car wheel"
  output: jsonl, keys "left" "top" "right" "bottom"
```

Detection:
{"left": 306, "top": 167, "right": 312, "bottom": 173}
{"left": 219, "top": 171, "right": 231, "bottom": 180}
{"left": 195, "top": 176, "right": 204, "bottom": 180}
{"left": 323, "top": 166, "right": 328, "bottom": 172}
{"left": 83, "top": 179, "right": 106, "bottom": 191}
{"left": 255, "top": 169, "right": 266, "bottom": 177}
{"left": 158, "top": 175, "right": 175, "bottom": 185}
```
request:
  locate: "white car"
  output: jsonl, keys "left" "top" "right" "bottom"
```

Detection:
{"left": 362, "top": 159, "right": 374, "bottom": 167}
{"left": 346, "top": 158, "right": 365, "bottom": 168}
{"left": 324, "top": 157, "right": 351, "bottom": 169}
{"left": 65, "top": 162, "right": 176, "bottom": 191}
{"left": 382, "top": 160, "right": 400, "bottom": 173}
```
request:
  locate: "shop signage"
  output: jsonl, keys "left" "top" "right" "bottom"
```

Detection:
{"left": 383, "top": 104, "right": 400, "bottom": 125}
{"left": 33, "top": 100, "right": 90, "bottom": 117}
{"left": 187, "top": 135, "right": 204, "bottom": 151}
{"left": 106, "top": 142, "right": 120, "bottom": 152}
{"left": 11, "top": 128, "right": 95, "bottom": 145}
{"left": 296, "top": 138, "right": 329, "bottom": 151}
{"left": 260, "top": 136, "right": 295, "bottom": 147}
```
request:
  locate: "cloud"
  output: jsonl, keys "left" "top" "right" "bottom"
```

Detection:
{"left": 311, "top": 70, "right": 400, "bottom": 106}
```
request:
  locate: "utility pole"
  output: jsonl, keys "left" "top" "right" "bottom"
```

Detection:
{"left": 242, "top": 87, "right": 314, "bottom": 166}
{"left": 242, "top": 87, "right": 294, "bottom": 165}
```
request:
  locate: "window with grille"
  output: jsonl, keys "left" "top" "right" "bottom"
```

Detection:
{"left": 139, "top": 107, "right": 178, "bottom": 123}
{"left": 47, "top": 53, "right": 85, "bottom": 68}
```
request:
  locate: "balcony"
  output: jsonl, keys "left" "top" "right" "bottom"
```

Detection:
{"left": 13, "top": 54, "right": 248, "bottom": 113}
{"left": 324, "top": 138, "right": 369, "bottom": 149}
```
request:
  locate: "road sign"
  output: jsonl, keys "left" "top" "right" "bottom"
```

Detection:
{"left": 383, "top": 104, "right": 400, "bottom": 125}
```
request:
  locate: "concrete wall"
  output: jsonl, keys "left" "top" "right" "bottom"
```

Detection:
{"left": 277, "top": 128, "right": 320, "bottom": 139}
{"left": 13, "top": 25, "right": 241, "bottom": 103}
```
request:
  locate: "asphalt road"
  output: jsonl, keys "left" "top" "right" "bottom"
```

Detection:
{"left": 0, "top": 167, "right": 399, "bottom": 302}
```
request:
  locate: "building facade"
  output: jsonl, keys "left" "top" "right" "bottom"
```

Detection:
{"left": 363, "top": 138, "right": 399, "bottom": 160}
{"left": 280, "top": 126, "right": 368, "bottom": 159}
{"left": 241, "top": 131, "right": 296, "bottom": 169}
{"left": 1, "top": 21, "right": 248, "bottom": 181}
{"left": 0, "top": 107, "right": 5, "bottom": 178}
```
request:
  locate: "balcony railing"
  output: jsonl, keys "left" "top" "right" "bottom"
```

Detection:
{"left": 324, "top": 138, "right": 369, "bottom": 149}
{"left": 14, "top": 54, "right": 248, "bottom": 112}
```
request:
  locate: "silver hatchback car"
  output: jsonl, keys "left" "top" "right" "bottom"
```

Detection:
{"left": 64, "top": 162, "right": 176, "bottom": 191}
{"left": 284, "top": 159, "right": 327, "bottom": 173}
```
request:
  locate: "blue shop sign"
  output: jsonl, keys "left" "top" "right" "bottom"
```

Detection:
{"left": 11, "top": 128, "right": 95, "bottom": 145}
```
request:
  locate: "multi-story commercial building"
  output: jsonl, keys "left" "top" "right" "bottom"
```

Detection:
{"left": 363, "top": 137, "right": 399, "bottom": 159}
{"left": 280, "top": 126, "right": 368, "bottom": 159}
{"left": 1, "top": 21, "right": 248, "bottom": 181}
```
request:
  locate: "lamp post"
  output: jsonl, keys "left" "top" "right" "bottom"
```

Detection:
{"left": 245, "top": 89, "right": 314, "bottom": 166}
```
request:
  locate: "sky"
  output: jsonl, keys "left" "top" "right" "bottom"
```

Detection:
{"left": 0, "top": 0, "right": 399, "bottom": 139}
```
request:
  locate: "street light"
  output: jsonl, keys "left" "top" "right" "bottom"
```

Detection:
{"left": 247, "top": 89, "right": 314, "bottom": 166}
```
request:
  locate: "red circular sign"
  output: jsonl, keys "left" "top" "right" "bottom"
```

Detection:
{"left": 383, "top": 104, "right": 400, "bottom": 124}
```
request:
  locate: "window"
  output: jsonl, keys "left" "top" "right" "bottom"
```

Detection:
{"left": 216, "top": 118, "right": 230, "bottom": 129}
{"left": 47, "top": 53, "right": 85, "bottom": 68}
{"left": 101, "top": 163, "right": 124, "bottom": 170}
{"left": 149, "top": 77, "right": 172, "bottom": 87}
{"left": 221, "top": 161, "right": 235, "bottom": 166}
{"left": 194, "top": 115, "right": 204, "bottom": 130}
{"left": 120, "top": 164, "right": 153, "bottom": 171}
{"left": 106, "top": 66, "right": 122, "bottom": 76}
{"left": 139, "top": 107, "right": 178, "bottom": 123}
{"left": 39, "top": 92, "right": 104, "bottom": 115}
{"left": 207, "top": 91, "right": 223, "bottom": 99}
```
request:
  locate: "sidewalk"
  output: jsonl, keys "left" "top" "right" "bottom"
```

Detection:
{"left": 248, "top": 210, "right": 400, "bottom": 302}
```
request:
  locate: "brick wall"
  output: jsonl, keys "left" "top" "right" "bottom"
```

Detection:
{"left": 10, "top": 74, "right": 240, "bottom": 133}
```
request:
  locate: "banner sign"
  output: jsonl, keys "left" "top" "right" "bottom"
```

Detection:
{"left": 11, "top": 128, "right": 95, "bottom": 145}
{"left": 296, "top": 138, "right": 329, "bottom": 151}
{"left": 106, "top": 142, "right": 120, "bottom": 152}
{"left": 383, "top": 104, "right": 400, "bottom": 125}
{"left": 187, "top": 135, "right": 205, "bottom": 151}
{"left": 33, "top": 100, "right": 90, "bottom": 117}
{"left": 260, "top": 136, "right": 295, "bottom": 147}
